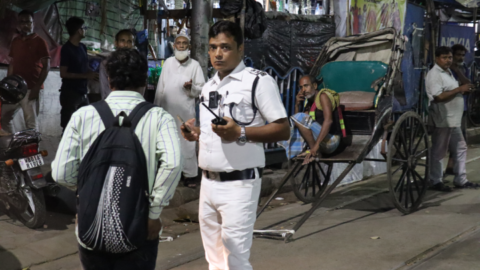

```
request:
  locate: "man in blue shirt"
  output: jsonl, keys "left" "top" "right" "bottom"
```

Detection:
{"left": 59, "top": 17, "right": 98, "bottom": 131}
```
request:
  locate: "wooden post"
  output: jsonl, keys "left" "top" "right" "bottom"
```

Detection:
{"left": 241, "top": 0, "right": 246, "bottom": 42}
{"left": 191, "top": 0, "right": 213, "bottom": 78}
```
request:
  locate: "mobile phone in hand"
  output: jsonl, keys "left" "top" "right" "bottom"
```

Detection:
{"left": 177, "top": 116, "right": 192, "bottom": 133}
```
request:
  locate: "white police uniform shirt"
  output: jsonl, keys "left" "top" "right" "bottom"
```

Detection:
{"left": 199, "top": 61, "right": 287, "bottom": 172}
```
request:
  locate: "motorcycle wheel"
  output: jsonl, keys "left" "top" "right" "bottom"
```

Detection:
{"left": 19, "top": 188, "right": 46, "bottom": 229}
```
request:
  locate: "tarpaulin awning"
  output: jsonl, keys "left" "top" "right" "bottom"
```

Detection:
{"left": 11, "top": 0, "right": 59, "bottom": 12}
{"left": 454, "top": 0, "right": 480, "bottom": 8}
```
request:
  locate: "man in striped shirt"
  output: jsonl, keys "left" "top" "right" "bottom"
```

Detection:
{"left": 52, "top": 48, "right": 182, "bottom": 269}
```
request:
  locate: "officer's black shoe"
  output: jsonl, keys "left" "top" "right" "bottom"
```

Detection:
{"left": 454, "top": 181, "right": 480, "bottom": 189}
{"left": 430, "top": 182, "right": 453, "bottom": 192}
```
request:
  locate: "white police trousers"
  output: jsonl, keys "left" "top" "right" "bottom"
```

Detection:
{"left": 199, "top": 172, "right": 262, "bottom": 270}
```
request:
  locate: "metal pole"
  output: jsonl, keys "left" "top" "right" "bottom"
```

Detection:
{"left": 324, "top": 0, "right": 330, "bottom": 15}
{"left": 473, "top": 8, "right": 478, "bottom": 42}
{"left": 191, "top": 0, "right": 212, "bottom": 79}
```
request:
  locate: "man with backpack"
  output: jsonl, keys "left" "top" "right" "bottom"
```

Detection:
{"left": 52, "top": 48, "right": 182, "bottom": 269}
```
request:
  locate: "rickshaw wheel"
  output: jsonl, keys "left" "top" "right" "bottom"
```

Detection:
{"left": 388, "top": 111, "right": 429, "bottom": 214}
{"left": 467, "top": 89, "right": 480, "bottom": 127}
{"left": 290, "top": 159, "right": 331, "bottom": 203}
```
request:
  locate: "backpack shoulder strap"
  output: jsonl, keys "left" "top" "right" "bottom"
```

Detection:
{"left": 128, "top": 102, "right": 157, "bottom": 131}
{"left": 91, "top": 100, "right": 115, "bottom": 128}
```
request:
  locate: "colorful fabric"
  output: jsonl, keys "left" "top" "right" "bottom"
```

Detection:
{"left": 314, "top": 88, "right": 340, "bottom": 111}
{"left": 278, "top": 113, "right": 340, "bottom": 159}
{"left": 314, "top": 88, "right": 346, "bottom": 137}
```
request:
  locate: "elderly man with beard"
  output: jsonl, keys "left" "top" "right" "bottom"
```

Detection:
{"left": 154, "top": 33, "right": 205, "bottom": 188}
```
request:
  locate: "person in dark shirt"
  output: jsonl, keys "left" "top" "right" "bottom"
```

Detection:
{"left": 447, "top": 44, "right": 470, "bottom": 175}
{"left": 59, "top": 16, "right": 98, "bottom": 131}
{"left": 3, "top": 9, "right": 51, "bottom": 135}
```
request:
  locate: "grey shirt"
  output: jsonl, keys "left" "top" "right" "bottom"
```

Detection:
{"left": 99, "top": 57, "right": 111, "bottom": 100}
{"left": 425, "top": 64, "right": 464, "bottom": 128}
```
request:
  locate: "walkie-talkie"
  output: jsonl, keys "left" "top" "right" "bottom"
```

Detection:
{"left": 201, "top": 103, "right": 227, "bottom": 126}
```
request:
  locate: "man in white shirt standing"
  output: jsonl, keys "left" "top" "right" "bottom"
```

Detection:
{"left": 155, "top": 32, "right": 205, "bottom": 187}
{"left": 181, "top": 21, "right": 289, "bottom": 270}
{"left": 426, "top": 46, "right": 476, "bottom": 191}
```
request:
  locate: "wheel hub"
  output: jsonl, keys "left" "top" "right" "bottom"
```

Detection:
{"left": 407, "top": 155, "right": 417, "bottom": 169}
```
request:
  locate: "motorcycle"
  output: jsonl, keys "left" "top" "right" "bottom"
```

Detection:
{"left": 0, "top": 129, "right": 58, "bottom": 228}
{"left": 0, "top": 75, "right": 59, "bottom": 229}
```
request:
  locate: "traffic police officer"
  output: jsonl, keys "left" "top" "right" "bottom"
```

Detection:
{"left": 181, "top": 21, "right": 290, "bottom": 270}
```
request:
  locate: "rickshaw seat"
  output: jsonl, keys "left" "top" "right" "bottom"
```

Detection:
{"left": 317, "top": 61, "right": 388, "bottom": 111}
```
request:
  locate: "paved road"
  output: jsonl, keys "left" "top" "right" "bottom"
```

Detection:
{"left": 2, "top": 146, "right": 480, "bottom": 270}
{"left": 408, "top": 229, "right": 480, "bottom": 270}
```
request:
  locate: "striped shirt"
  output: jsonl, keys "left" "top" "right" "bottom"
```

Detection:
{"left": 51, "top": 91, "right": 183, "bottom": 219}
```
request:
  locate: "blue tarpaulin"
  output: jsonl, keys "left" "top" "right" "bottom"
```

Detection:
{"left": 395, "top": 3, "right": 425, "bottom": 112}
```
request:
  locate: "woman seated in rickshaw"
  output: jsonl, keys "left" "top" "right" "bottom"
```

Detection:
{"left": 279, "top": 75, "right": 345, "bottom": 164}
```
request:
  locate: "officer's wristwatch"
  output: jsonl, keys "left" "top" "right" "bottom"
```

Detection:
{"left": 238, "top": 126, "right": 247, "bottom": 144}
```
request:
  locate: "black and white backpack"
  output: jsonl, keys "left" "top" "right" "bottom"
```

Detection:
{"left": 76, "top": 100, "right": 156, "bottom": 253}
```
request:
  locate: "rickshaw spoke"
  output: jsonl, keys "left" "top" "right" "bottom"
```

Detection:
{"left": 394, "top": 168, "right": 407, "bottom": 193}
{"left": 399, "top": 128, "right": 410, "bottom": 160}
{"left": 408, "top": 120, "right": 416, "bottom": 153}
{"left": 303, "top": 164, "right": 312, "bottom": 197}
{"left": 392, "top": 165, "right": 403, "bottom": 175}
{"left": 410, "top": 168, "right": 422, "bottom": 194}
{"left": 410, "top": 120, "right": 421, "bottom": 155}
{"left": 313, "top": 162, "right": 323, "bottom": 191}
{"left": 405, "top": 170, "right": 411, "bottom": 208}
{"left": 311, "top": 162, "right": 318, "bottom": 197}
{"left": 412, "top": 169, "right": 426, "bottom": 187}
{"left": 317, "top": 161, "right": 327, "bottom": 179}
{"left": 293, "top": 161, "right": 305, "bottom": 178}
{"left": 393, "top": 141, "right": 406, "bottom": 160}
{"left": 412, "top": 129, "right": 426, "bottom": 156}
{"left": 408, "top": 170, "right": 416, "bottom": 207}
{"left": 398, "top": 174, "right": 405, "bottom": 203}
{"left": 414, "top": 148, "right": 428, "bottom": 158}
{"left": 401, "top": 120, "right": 409, "bottom": 151}
{"left": 298, "top": 163, "right": 311, "bottom": 191}
{"left": 392, "top": 158, "right": 408, "bottom": 163}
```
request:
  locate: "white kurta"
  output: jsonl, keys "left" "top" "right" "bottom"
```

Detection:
{"left": 154, "top": 57, "right": 205, "bottom": 178}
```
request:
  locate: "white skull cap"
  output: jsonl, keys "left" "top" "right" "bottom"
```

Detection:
{"left": 175, "top": 31, "right": 190, "bottom": 42}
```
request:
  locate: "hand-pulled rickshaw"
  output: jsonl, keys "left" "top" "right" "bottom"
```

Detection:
{"left": 254, "top": 28, "right": 430, "bottom": 242}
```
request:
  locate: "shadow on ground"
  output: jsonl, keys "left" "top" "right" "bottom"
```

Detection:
{"left": 0, "top": 244, "right": 21, "bottom": 270}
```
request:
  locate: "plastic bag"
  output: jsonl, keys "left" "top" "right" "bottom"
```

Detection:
{"left": 245, "top": 0, "right": 268, "bottom": 39}
{"left": 148, "top": 66, "right": 162, "bottom": 86}
{"left": 220, "top": 0, "right": 243, "bottom": 16}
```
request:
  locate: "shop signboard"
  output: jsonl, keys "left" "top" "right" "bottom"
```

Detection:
{"left": 439, "top": 24, "right": 475, "bottom": 65}
{"left": 348, "top": 0, "right": 407, "bottom": 35}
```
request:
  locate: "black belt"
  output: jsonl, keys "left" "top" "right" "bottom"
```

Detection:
{"left": 204, "top": 168, "right": 263, "bottom": 181}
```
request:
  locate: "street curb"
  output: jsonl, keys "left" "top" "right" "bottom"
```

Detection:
{"left": 392, "top": 223, "right": 480, "bottom": 270}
